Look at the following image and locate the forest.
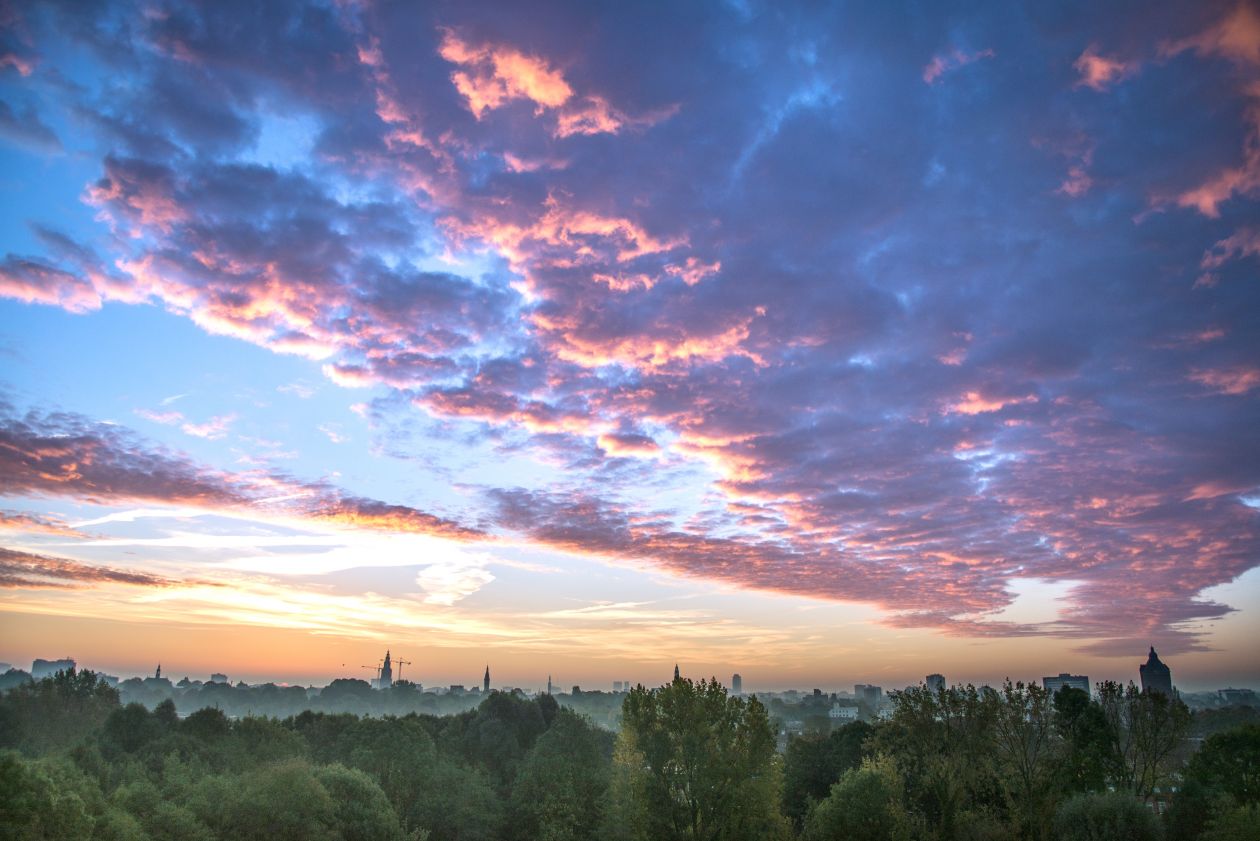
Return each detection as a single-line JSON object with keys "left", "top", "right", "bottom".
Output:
{"left": 1, "top": 669, "right": 1257, "bottom": 841}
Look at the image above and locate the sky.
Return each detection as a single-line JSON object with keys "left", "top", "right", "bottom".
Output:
{"left": 0, "top": 0, "right": 1257, "bottom": 693}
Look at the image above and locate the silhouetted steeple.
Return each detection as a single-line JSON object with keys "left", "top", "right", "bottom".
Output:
{"left": 484, "top": 665, "right": 490, "bottom": 693}
{"left": 674, "top": 663, "right": 680, "bottom": 681}
{"left": 380, "top": 650, "right": 393, "bottom": 688}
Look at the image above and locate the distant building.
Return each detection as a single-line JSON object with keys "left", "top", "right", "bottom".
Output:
{"left": 449, "top": 685, "right": 465, "bottom": 695}
{"left": 571, "top": 685, "right": 581, "bottom": 695}
{"left": 379, "top": 651, "right": 393, "bottom": 689}
{"left": 210, "top": 673, "right": 228, "bottom": 684}
{"left": 674, "top": 663, "right": 680, "bottom": 681}
{"left": 155, "top": 664, "right": 161, "bottom": 680}
{"left": 1043, "top": 673, "right": 1090, "bottom": 697}
{"left": 732, "top": 673, "right": 743, "bottom": 695}
{"left": 31, "top": 658, "right": 75, "bottom": 678}
{"left": 613, "top": 681, "right": 623, "bottom": 692}
{"left": 1140, "top": 648, "right": 1173, "bottom": 696}
{"left": 926, "top": 674, "right": 946, "bottom": 692}
{"left": 1218, "top": 688, "right": 1257, "bottom": 705}
{"left": 829, "top": 703, "right": 859, "bottom": 721}
{"left": 547, "top": 675, "right": 553, "bottom": 695}
{"left": 855, "top": 684, "right": 883, "bottom": 707}
{"left": 483, "top": 665, "right": 490, "bottom": 693}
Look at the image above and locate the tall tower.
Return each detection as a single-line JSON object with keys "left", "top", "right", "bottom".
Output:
{"left": 732, "top": 673, "right": 743, "bottom": 695}
{"left": 926, "top": 674, "right": 945, "bottom": 692}
{"left": 547, "top": 675, "right": 552, "bottom": 695}
{"left": 674, "top": 663, "right": 680, "bottom": 681}
{"left": 380, "top": 650, "right": 393, "bottom": 689}
{"left": 1140, "top": 647, "right": 1173, "bottom": 696}
{"left": 155, "top": 664, "right": 161, "bottom": 680}
{"left": 484, "top": 665, "right": 490, "bottom": 693}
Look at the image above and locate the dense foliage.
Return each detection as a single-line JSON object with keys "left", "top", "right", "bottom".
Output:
{"left": 1, "top": 669, "right": 1256, "bottom": 841}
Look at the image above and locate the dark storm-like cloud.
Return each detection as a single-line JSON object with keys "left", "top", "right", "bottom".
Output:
{"left": 2, "top": 0, "right": 1259, "bottom": 653}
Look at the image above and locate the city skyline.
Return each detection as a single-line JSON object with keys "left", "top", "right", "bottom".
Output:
{"left": 2, "top": 1, "right": 1259, "bottom": 690}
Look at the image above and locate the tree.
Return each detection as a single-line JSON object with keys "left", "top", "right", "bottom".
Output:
{"left": 1185, "top": 724, "right": 1260, "bottom": 806}
{"left": 801, "top": 755, "right": 913, "bottom": 841}
{"left": 0, "top": 668, "right": 119, "bottom": 755}
{"left": 0, "top": 751, "right": 94, "bottom": 839}
{"left": 990, "top": 681, "right": 1058, "bottom": 838}
{"left": 1095, "top": 681, "right": 1191, "bottom": 799}
{"left": 873, "top": 684, "right": 1004, "bottom": 838}
{"left": 1200, "top": 804, "right": 1260, "bottom": 841}
{"left": 509, "top": 709, "right": 612, "bottom": 841}
{"left": 610, "top": 677, "right": 790, "bottom": 841}
{"left": 1052, "top": 686, "right": 1110, "bottom": 794}
{"left": 315, "top": 763, "right": 406, "bottom": 841}
{"left": 1051, "top": 791, "right": 1160, "bottom": 841}
{"left": 781, "top": 721, "right": 872, "bottom": 828}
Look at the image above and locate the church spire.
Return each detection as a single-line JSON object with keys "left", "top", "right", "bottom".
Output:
{"left": 484, "top": 665, "right": 490, "bottom": 693}
{"left": 674, "top": 663, "right": 680, "bottom": 681}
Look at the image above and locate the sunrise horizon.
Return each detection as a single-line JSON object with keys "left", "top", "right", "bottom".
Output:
{"left": 3, "top": 0, "right": 1259, "bottom": 702}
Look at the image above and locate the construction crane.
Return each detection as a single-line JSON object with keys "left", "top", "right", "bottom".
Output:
{"left": 394, "top": 658, "right": 413, "bottom": 682}
{"left": 359, "top": 662, "right": 382, "bottom": 681}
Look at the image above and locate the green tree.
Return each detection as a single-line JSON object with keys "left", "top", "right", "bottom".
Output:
{"left": 315, "top": 763, "right": 406, "bottom": 841}
{"left": 1185, "top": 724, "right": 1260, "bottom": 806}
{"left": 1095, "top": 681, "right": 1190, "bottom": 799}
{"left": 0, "top": 669, "right": 119, "bottom": 756}
{"left": 509, "top": 709, "right": 612, "bottom": 841}
{"left": 781, "top": 721, "right": 872, "bottom": 828}
{"left": 1052, "top": 686, "right": 1110, "bottom": 794}
{"left": 609, "top": 677, "right": 790, "bottom": 841}
{"left": 801, "top": 754, "right": 913, "bottom": 841}
{"left": 210, "top": 758, "right": 337, "bottom": 841}
{"left": 873, "top": 684, "right": 1005, "bottom": 839}
{"left": 0, "top": 751, "right": 95, "bottom": 840}
{"left": 1200, "top": 804, "right": 1260, "bottom": 841}
{"left": 1051, "top": 791, "right": 1160, "bottom": 841}
{"left": 990, "top": 681, "right": 1059, "bottom": 838}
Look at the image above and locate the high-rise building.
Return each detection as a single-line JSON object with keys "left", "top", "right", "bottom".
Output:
{"left": 855, "top": 684, "right": 883, "bottom": 707}
{"left": 1139, "top": 647, "right": 1173, "bottom": 696}
{"left": 732, "top": 673, "right": 743, "bottom": 695}
{"left": 379, "top": 650, "right": 393, "bottom": 689}
{"left": 926, "top": 674, "right": 946, "bottom": 692}
{"left": 483, "top": 665, "right": 491, "bottom": 693}
{"left": 1043, "top": 673, "right": 1089, "bottom": 697}
{"left": 31, "top": 658, "right": 76, "bottom": 679}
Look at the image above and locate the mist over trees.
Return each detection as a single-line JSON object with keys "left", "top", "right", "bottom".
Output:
{"left": 1, "top": 669, "right": 1257, "bottom": 841}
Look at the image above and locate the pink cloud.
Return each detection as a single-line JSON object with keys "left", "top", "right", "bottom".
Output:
{"left": 1162, "top": 3, "right": 1260, "bottom": 68}
{"left": 181, "top": 413, "right": 236, "bottom": 440}
{"left": 1073, "top": 45, "right": 1139, "bottom": 91}
{"left": 0, "top": 511, "right": 85, "bottom": 538}
{"left": 0, "top": 547, "right": 196, "bottom": 590}
{"left": 0, "top": 256, "right": 103, "bottom": 312}
{"left": 0, "top": 408, "right": 481, "bottom": 542}
{"left": 923, "top": 48, "right": 995, "bottom": 84}
{"left": 1198, "top": 225, "right": 1260, "bottom": 285}
{"left": 135, "top": 408, "right": 184, "bottom": 425}
{"left": 947, "top": 390, "right": 1038, "bottom": 415}
{"left": 439, "top": 30, "right": 573, "bottom": 118}
{"left": 665, "top": 257, "right": 721, "bottom": 286}
{"left": 597, "top": 432, "right": 661, "bottom": 458}
{"left": 0, "top": 53, "right": 34, "bottom": 76}
{"left": 1057, "top": 164, "right": 1094, "bottom": 197}
{"left": 1189, "top": 366, "right": 1260, "bottom": 395}
{"left": 1160, "top": 7, "right": 1260, "bottom": 217}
